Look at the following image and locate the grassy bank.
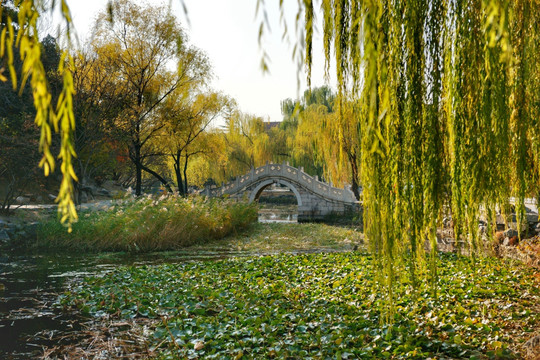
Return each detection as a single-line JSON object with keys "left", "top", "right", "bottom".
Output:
{"left": 36, "top": 196, "right": 258, "bottom": 252}
{"left": 58, "top": 252, "right": 540, "bottom": 359}
{"left": 196, "top": 221, "right": 363, "bottom": 254}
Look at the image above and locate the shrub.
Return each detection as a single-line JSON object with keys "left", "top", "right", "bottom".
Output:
{"left": 36, "top": 195, "right": 258, "bottom": 252}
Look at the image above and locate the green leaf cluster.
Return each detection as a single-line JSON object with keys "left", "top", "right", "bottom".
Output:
{"left": 60, "top": 252, "right": 540, "bottom": 359}
{"left": 285, "top": 0, "right": 540, "bottom": 308}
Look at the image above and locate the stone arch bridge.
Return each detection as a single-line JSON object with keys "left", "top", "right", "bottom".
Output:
{"left": 203, "top": 163, "right": 360, "bottom": 222}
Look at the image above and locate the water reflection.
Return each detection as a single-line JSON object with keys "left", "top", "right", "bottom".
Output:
{"left": 257, "top": 185, "right": 298, "bottom": 223}
{"left": 258, "top": 205, "right": 298, "bottom": 223}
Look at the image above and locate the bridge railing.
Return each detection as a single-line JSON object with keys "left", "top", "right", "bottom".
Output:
{"left": 204, "top": 162, "right": 358, "bottom": 203}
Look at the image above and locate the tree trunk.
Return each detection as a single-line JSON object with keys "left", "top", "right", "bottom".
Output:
{"left": 173, "top": 151, "right": 185, "bottom": 195}
{"left": 348, "top": 152, "right": 361, "bottom": 200}
{"left": 174, "top": 162, "right": 184, "bottom": 195}
{"left": 183, "top": 154, "right": 189, "bottom": 196}
{"left": 134, "top": 144, "right": 142, "bottom": 196}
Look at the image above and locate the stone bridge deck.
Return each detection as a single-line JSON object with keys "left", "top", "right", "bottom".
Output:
{"left": 203, "top": 163, "right": 360, "bottom": 221}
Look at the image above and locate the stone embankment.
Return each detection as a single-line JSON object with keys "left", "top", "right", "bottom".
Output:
{"left": 0, "top": 218, "right": 42, "bottom": 250}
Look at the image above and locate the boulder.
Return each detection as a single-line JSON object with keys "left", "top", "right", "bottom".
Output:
{"left": 97, "top": 188, "right": 111, "bottom": 197}
{"left": 15, "top": 196, "right": 30, "bottom": 205}
{"left": 503, "top": 228, "right": 519, "bottom": 238}
{"left": 80, "top": 185, "right": 95, "bottom": 196}
{"left": 25, "top": 222, "right": 39, "bottom": 238}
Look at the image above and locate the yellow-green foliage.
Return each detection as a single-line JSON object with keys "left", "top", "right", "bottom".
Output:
{"left": 1, "top": 1, "right": 78, "bottom": 229}
{"left": 36, "top": 195, "right": 258, "bottom": 252}
{"left": 277, "top": 87, "right": 361, "bottom": 193}
{"left": 279, "top": 0, "right": 540, "bottom": 310}
{"left": 223, "top": 111, "right": 272, "bottom": 176}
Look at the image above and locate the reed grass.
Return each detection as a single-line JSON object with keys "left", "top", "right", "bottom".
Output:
{"left": 36, "top": 195, "right": 258, "bottom": 252}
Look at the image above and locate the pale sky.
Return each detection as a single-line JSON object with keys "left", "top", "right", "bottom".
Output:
{"left": 49, "top": 0, "right": 335, "bottom": 124}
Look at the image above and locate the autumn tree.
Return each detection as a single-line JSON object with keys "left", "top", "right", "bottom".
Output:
{"left": 69, "top": 46, "right": 132, "bottom": 198}
{"left": 266, "top": 124, "right": 290, "bottom": 164}
{"left": 91, "top": 0, "right": 209, "bottom": 195}
{"left": 224, "top": 111, "right": 272, "bottom": 175}
{"left": 277, "top": 87, "right": 361, "bottom": 198}
{"left": 291, "top": 101, "right": 326, "bottom": 175}
{"left": 159, "top": 91, "right": 232, "bottom": 195}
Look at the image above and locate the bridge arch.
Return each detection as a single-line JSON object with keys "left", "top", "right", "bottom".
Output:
{"left": 248, "top": 178, "right": 303, "bottom": 206}
{"left": 203, "top": 162, "right": 359, "bottom": 221}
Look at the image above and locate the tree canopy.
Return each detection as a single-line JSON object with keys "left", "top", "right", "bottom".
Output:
{"left": 285, "top": 0, "right": 539, "bottom": 307}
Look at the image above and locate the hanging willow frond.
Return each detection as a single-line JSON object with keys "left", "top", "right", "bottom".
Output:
{"left": 1, "top": 0, "right": 78, "bottom": 229}
{"left": 304, "top": 0, "right": 313, "bottom": 87}
{"left": 283, "top": 0, "right": 539, "bottom": 315}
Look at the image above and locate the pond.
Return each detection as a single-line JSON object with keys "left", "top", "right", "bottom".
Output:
{"left": 258, "top": 204, "right": 297, "bottom": 223}
{"left": 0, "top": 202, "right": 309, "bottom": 358}
{"left": 0, "top": 211, "right": 317, "bottom": 359}
{"left": 257, "top": 185, "right": 298, "bottom": 223}
{"left": 0, "top": 247, "right": 271, "bottom": 358}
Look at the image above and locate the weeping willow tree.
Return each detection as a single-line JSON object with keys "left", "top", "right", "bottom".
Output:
{"left": 1, "top": 0, "right": 78, "bottom": 229}
{"left": 275, "top": 0, "right": 540, "bottom": 310}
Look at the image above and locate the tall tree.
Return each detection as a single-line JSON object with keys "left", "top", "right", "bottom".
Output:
{"left": 70, "top": 46, "right": 130, "bottom": 197}
{"left": 278, "top": 0, "right": 540, "bottom": 307}
{"left": 160, "top": 91, "right": 231, "bottom": 195}
{"left": 92, "top": 0, "right": 209, "bottom": 195}
{"left": 277, "top": 86, "right": 361, "bottom": 197}
{"left": 224, "top": 112, "right": 271, "bottom": 175}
